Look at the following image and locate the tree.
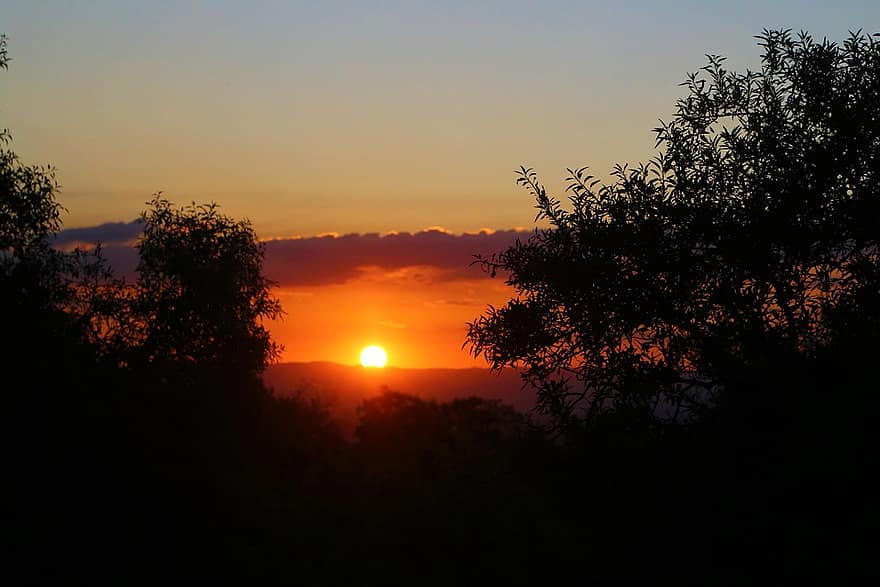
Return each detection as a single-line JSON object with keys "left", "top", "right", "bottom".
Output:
{"left": 131, "top": 195, "right": 283, "bottom": 381}
{"left": 467, "top": 30, "right": 880, "bottom": 430}
{"left": 1, "top": 34, "right": 111, "bottom": 378}
{"left": 2, "top": 35, "right": 282, "bottom": 386}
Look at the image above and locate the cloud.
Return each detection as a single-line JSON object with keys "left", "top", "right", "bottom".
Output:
{"left": 263, "top": 229, "right": 527, "bottom": 286}
{"left": 424, "top": 298, "right": 482, "bottom": 308}
{"left": 53, "top": 220, "right": 142, "bottom": 249}
{"left": 53, "top": 222, "right": 529, "bottom": 286}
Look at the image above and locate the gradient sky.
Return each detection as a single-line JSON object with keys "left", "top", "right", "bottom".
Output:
{"left": 4, "top": 1, "right": 878, "bottom": 367}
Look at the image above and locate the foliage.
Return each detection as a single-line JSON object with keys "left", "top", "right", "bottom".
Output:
{"left": 132, "top": 195, "right": 283, "bottom": 379}
{"left": 2, "top": 36, "right": 282, "bottom": 385}
{"left": 1, "top": 42, "right": 110, "bottom": 371}
{"left": 356, "top": 390, "right": 527, "bottom": 460}
{"left": 467, "top": 30, "right": 880, "bottom": 429}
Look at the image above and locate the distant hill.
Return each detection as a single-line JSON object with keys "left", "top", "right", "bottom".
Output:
{"left": 262, "top": 362, "right": 534, "bottom": 432}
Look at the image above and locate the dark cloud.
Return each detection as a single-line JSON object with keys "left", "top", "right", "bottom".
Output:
{"left": 53, "top": 220, "right": 143, "bottom": 248}
{"left": 53, "top": 224, "right": 529, "bottom": 286}
{"left": 262, "top": 229, "right": 526, "bottom": 286}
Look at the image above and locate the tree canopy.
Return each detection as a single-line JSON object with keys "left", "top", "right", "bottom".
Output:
{"left": 1, "top": 35, "right": 111, "bottom": 377}
{"left": 2, "top": 35, "right": 281, "bottom": 386}
{"left": 467, "top": 30, "right": 880, "bottom": 430}
{"left": 131, "top": 196, "right": 283, "bottom": 380}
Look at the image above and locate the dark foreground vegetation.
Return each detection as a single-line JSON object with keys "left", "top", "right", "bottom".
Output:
{"left": 5, "top": 31, "right": 878, "bottom": 583}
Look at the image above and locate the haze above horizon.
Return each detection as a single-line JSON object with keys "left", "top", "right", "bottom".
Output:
{"left": 4, "top": 1, "right": 876, "bottom": 237}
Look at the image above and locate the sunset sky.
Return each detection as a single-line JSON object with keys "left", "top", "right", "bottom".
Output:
{"left": 4, "top": 1, "right": 878, "bottom": 367}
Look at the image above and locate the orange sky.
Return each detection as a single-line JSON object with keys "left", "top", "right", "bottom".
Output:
{"left": 269, "top": 265, "right": 514, "bottom": 368}
{"left": 255, "top": 228, "right": 529, "bottom": 367}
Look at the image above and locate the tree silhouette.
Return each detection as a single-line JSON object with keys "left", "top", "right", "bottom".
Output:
{"left": 2, "top": 37, "right": 281, "bottom": 390}
{"left": 130, "top": 195, "right": 283, "bottom": 381}
{"left": 1, "top": 35, "right": 110, "bottom": 379}
{"left": 467, "top": 30, "right": 880, "bottom": 430}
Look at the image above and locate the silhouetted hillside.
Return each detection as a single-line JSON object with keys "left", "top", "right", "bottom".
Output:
{"left": 263, "top": 362, "right": 533, "bottom": 432}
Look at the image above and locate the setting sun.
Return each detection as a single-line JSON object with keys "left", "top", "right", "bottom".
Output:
{"left": 360, "top": 345, "right": 388, "bottom": 368}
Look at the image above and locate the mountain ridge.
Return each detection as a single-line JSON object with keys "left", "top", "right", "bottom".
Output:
{"left": 262, "top": 361, "right": 534, "bottom": 431}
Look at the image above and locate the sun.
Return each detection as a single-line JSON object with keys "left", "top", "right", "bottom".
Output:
{"left": 360, "top": 345, "right": 388, "bottom": 368}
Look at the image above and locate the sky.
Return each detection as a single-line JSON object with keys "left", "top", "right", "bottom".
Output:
{"left": 4, "top": 1, "right": 878, "bottom": 367}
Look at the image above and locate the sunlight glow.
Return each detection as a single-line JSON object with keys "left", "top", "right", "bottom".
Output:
{"left": 360, "top": 345, "right": 388, "bottom": 368}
